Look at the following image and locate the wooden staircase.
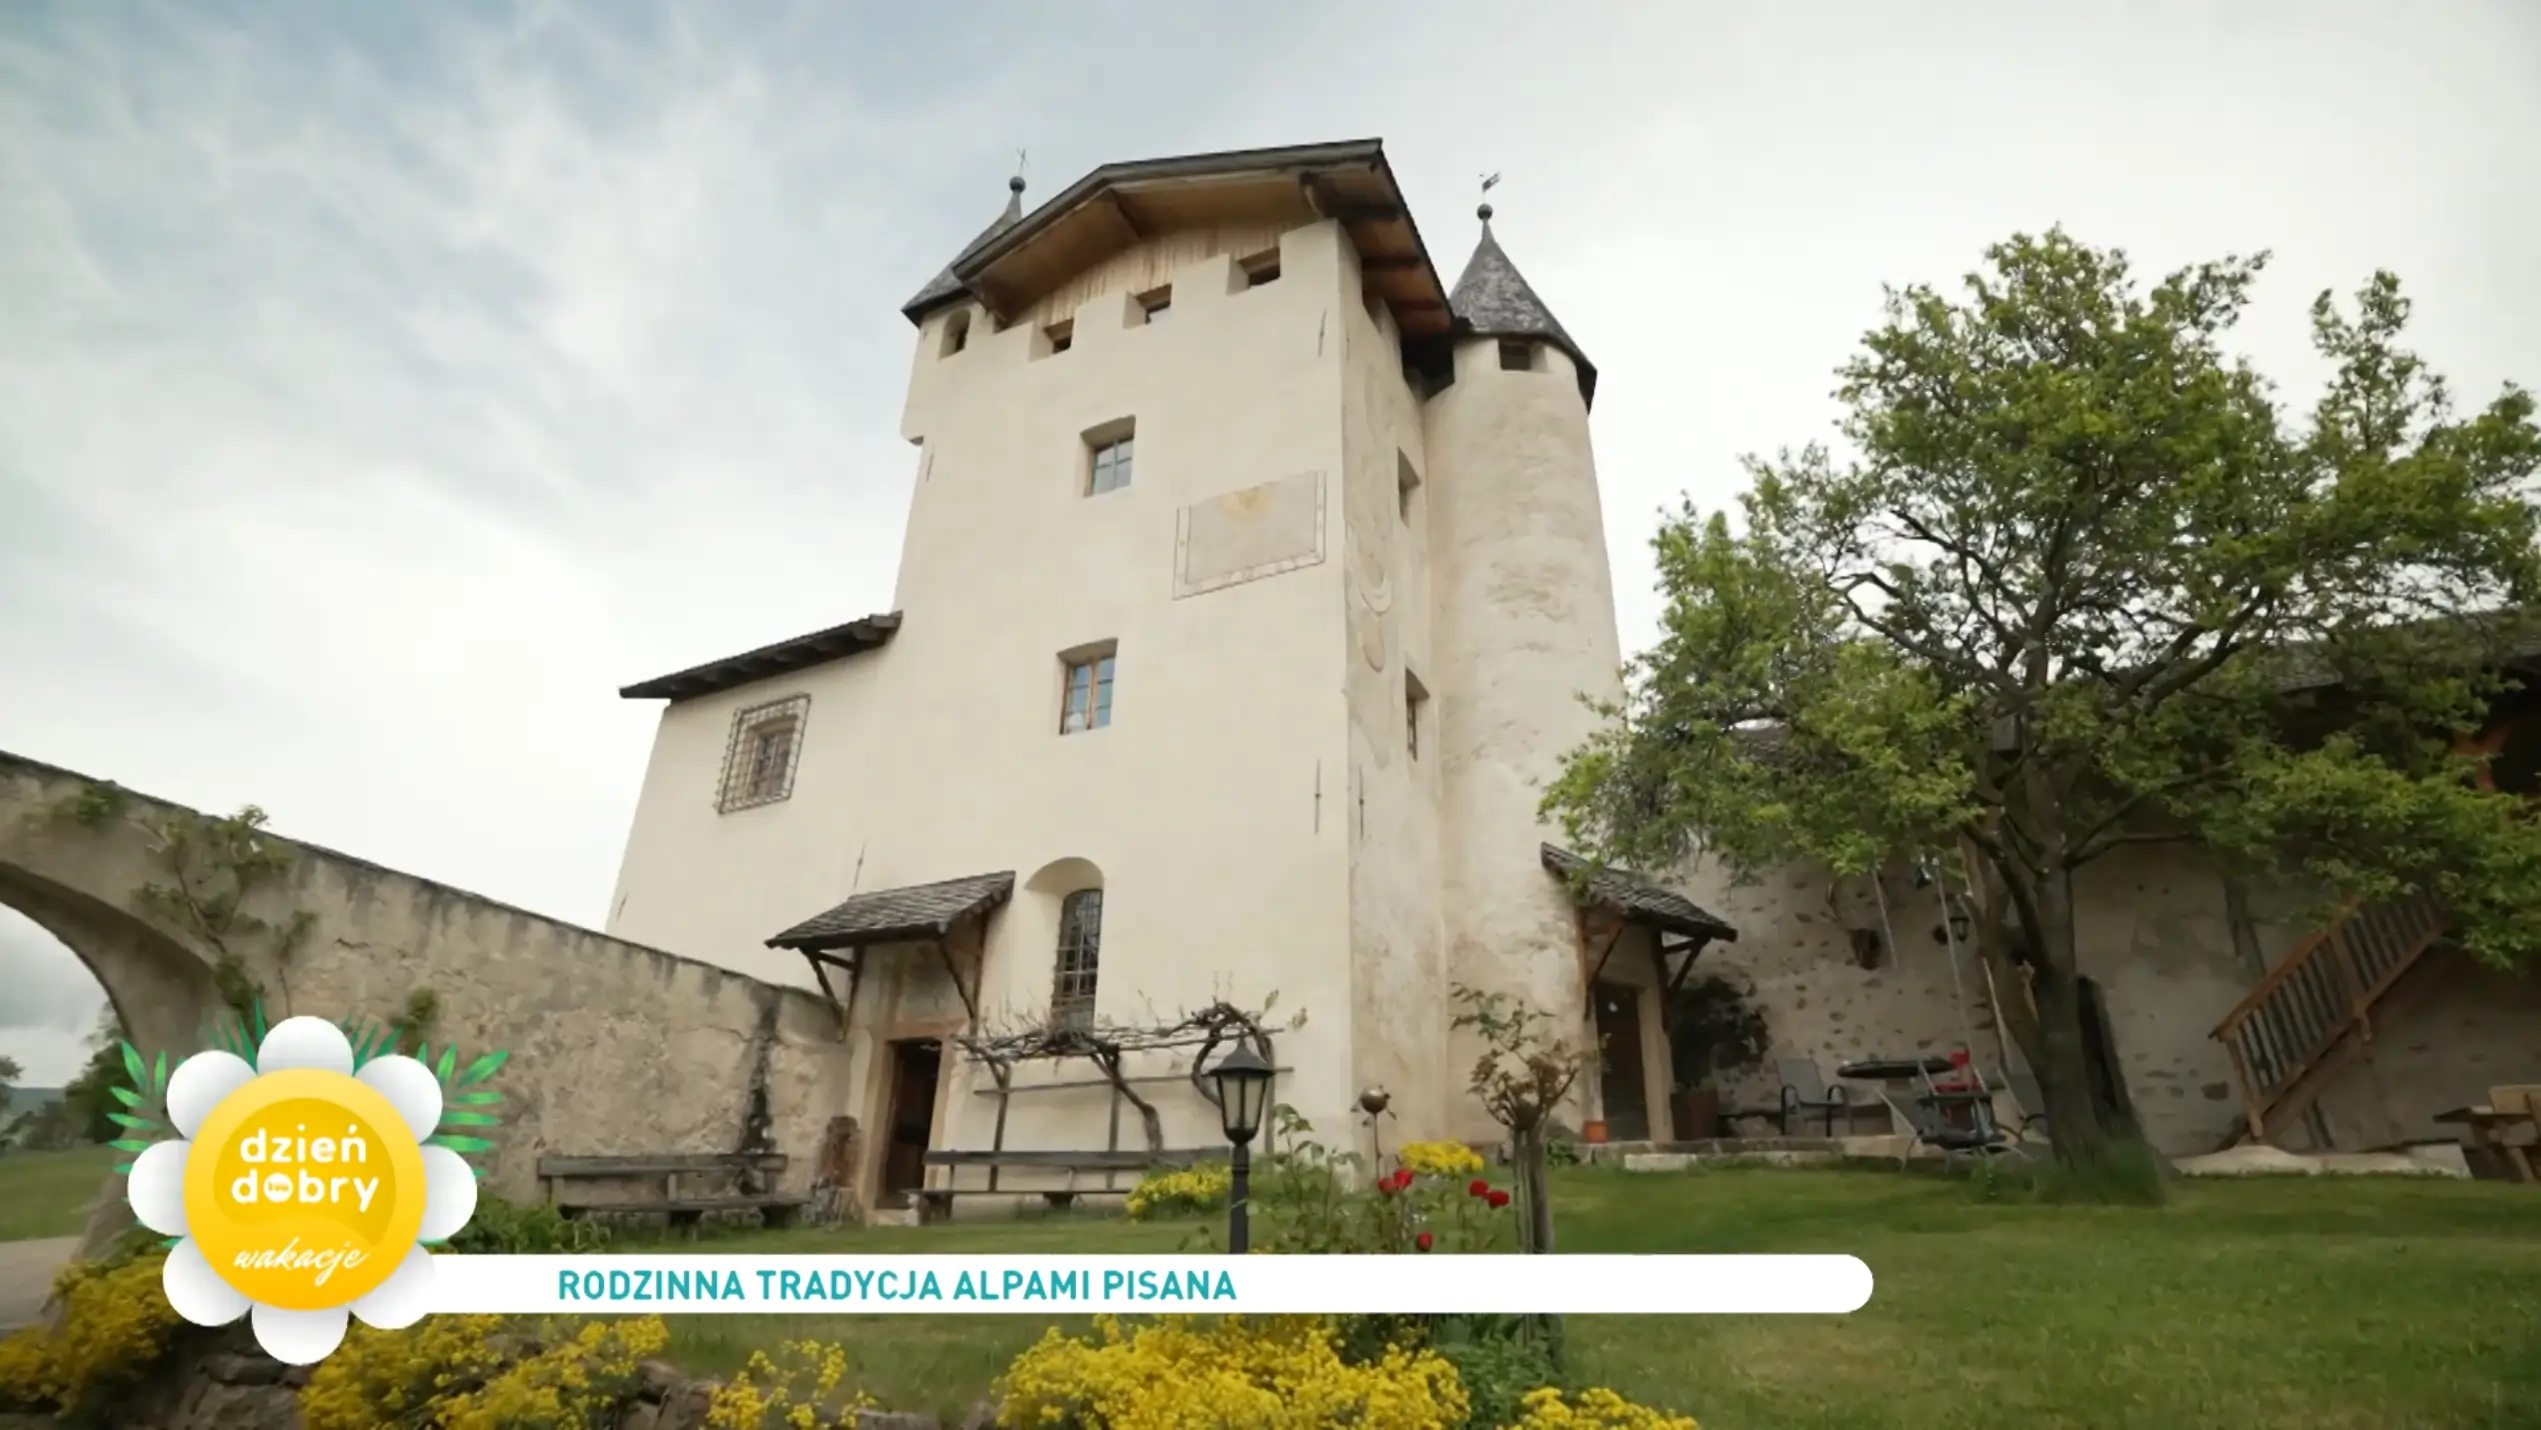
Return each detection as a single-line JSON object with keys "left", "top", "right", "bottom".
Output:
{"left": 2210, "top": 890, "right": 2450, "bottom": 1147}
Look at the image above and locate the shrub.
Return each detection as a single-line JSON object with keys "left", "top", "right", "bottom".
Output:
{"left": 299, "top": 1314, "right": 666, "bottom": 1430}
{"left": 0, "top": 1245, "right": 184, "bottom": 1419}
{"left": 1431, "top": 1329, "right": 1562, "bottom": 1430}
{"left": 704, "top": 1338, "right": 869, "bottom": 1428}
{"left": 1397, "top": 1140, "right": 1485, "bottom": 1179}
{"left": 444, "top": 1190, "right": 612, "bottom": 1253}
{"left": 1215, "top": 1108, "right": 1517, "bottom": 1257}
{"left": 1508, "top": 1386, "right": 1700, "bottom": 1428}
{"left": 1125, "top": 1163, "right": 1232, "bottom": 1222}
{"left": 997, "top": 1315, "right": 1467, "bottom": 1428}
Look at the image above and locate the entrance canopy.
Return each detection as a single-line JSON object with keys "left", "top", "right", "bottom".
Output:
{"left": 1541, "top": 844, "right": 1739, "bottom": 1013}
{"left": 766, "top": 870, "right": 1015, "bottom": 1032}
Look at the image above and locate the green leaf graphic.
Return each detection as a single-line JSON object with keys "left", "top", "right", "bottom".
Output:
{"left": 457, "top": 1051, "right": 509, "bottom": 1086}
{"left": 108, "top": 1112, "right": 158, "bottom": 1132}
{"left": 153, "top": 1050, "right": 168, "bottom": 1093}
{"left": 119, "top": 1041, "right": 146, "bottom": 1087}
{"left": 454, "top": 1089, "right": 504, "bottom": 1106}
{"left": 110, "top": 1087, "right": 142, "bottom": 1108}
{"left": 441, "top": 1110, "right": 500, "bottom": 1127}
{"left": 109, "top": 1139, "right": 154, "bottom": 1154}
{"left": 427, "top": 1134, "right": 494, "bottom": 1153}
{"left": 434, "top": 1046, "right": 457, "bottom": 1081}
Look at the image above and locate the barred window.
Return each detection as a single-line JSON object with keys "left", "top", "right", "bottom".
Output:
{"left": 717, "top": 695, "right": 809, "bottom": 812}
{"left": 1051, "top": 889, "right": 1102, "bottom": 1030}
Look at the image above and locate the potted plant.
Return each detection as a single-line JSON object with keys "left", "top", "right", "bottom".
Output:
{"left": 1665, "top": 975, "right": 1770, "bottom": 1141}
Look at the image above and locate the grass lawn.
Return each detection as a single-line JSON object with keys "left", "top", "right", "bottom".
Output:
{"left": 637, "top": 1167, "right": 2541, "bottom": 1430}
{"left": 0, "top": 1145, "right": 116, "bottom": 1242}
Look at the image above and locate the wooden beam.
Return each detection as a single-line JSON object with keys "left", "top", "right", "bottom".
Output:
{"left": 1297, "top": 174, "right": 1333, "bottom": 219}
{"left": 1578, "top": 911, "right": 1629, "bottom": 1016}
{"left": 1326, "top": 201, "right": 1404, "bottom": 223}
{"left": 1359, "top": 255, "right": 1425, "bottom": 273}
{"left": 1661, "top": 934, "right": 1712, "bottom": 998}
{"left": 1096, "top": 191, "right": 1142, "bottom": 242}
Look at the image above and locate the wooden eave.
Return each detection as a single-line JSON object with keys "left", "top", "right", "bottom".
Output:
{"left": 919, "top": 139, "right": 1454, "bottom": 341}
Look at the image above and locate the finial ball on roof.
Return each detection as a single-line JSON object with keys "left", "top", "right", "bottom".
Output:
{"left": 1476, "top": 202, "right": 1494, "bottom": 223}
{"left": 1009, "top": 175, "right": 1027, "bottom": 194}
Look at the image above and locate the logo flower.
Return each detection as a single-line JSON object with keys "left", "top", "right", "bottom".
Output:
{"left": 120, "top": 1015, "right": 489, "bottom": 1364}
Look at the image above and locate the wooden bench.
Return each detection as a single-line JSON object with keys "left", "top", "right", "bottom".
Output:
{"left": 539, "top": 1152, "right": 809, "bottom": 1228}
{"left": 915, "top": 1148, "right": 1219, "bottom": 1217}
{"left": 2438, "top": 1087, "right": 2540, "bottom": 1185}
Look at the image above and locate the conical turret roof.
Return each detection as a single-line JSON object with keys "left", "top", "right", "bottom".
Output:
{"left": 902, "top": 176, "right": 1028, "bottom": 319}
{"left": 1449, "top": 207, "right": 1596, "bottom": 406}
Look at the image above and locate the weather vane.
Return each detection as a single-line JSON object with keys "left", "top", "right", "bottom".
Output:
{"left": 1478, "top": 172, "right": 1501, "bottom": 221}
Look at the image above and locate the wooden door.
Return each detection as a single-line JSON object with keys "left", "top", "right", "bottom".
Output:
{"left": 1594, "top": 983, "right": 1652, "bottom": 1141}
{"left": 881, "top": 1039, "right": 941, "bottom": 1203}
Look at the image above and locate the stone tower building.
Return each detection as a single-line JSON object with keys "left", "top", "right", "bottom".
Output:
{"left": 606, "top": 140, "right": 1734, "bottom": 1213}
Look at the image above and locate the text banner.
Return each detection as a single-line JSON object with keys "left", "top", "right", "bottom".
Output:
{"left": 431, "top": 1254, "right": 1872, "bottom": 1315}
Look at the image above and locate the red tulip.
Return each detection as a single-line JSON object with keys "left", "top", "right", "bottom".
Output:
{"left": 1390, "top": 1169, "right": 1414, "bottom": 1192}
{"left": 1486, "top": 1189, "right": 1511, "bottom": 1209}
{"left": 1416, "top": 1231, "right": 1435, "bottom": 1251}
{"left": 1467, "top": 1179, "right": 1490, "bottom": 1198}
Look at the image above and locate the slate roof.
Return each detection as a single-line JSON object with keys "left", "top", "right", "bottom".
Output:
{"left": 903, "top": 178, "right": 1028, "bottom": 318}
{"left": 619, "top": 613, "right": 902, "bottom": 703}
{"left": 766, "top": 871, "right": 1017, "bottom": 954}
{"left": 1541, "top": 845, "right": 1737, "bottom": 942}
{"left": 1450, "top": 215, "right": 1598, "bottom": 407}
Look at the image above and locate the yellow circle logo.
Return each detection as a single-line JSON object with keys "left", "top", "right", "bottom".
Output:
{"left": 179, "top": 1068, "right": 427, "bottom": 1312}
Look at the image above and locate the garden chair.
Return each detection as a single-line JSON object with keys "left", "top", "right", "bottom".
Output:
{"left": 1776, "top": 1057, "right": 1855, "bottom": 1136}
{"left": 1895, "top": 1062, "right": 2016, "bottom": 1170}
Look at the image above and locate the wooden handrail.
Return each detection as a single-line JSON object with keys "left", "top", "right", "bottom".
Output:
{"left": 2210, "top": 898, "right": 2360, "bottom": 1042}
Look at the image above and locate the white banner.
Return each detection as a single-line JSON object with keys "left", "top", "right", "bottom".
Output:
{"left": 429, "top": 1254, "right": 1872, "bottom": 1315}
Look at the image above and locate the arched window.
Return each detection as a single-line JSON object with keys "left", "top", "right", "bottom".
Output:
{"left": 1051, "top": 890, "right": 1102, "bottom": 1030}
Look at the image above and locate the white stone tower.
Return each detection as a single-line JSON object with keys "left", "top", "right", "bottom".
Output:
{"left": 606, "top": 143, "right": 1702, "bottom": 1210}
{"left": 1424, "top": 202, "right": 1630, "bottom": 1138}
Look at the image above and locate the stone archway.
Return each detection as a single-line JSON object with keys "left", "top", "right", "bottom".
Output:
{"left": 0, "top": 765, "right": 236, "bottom": 1271}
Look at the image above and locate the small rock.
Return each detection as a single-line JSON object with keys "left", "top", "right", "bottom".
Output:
{"left": 617, "top": 1402, "right": 664, "bottom": 1430}
{"left": 201, "top": 1352, "right": 289, "bottom": 1386}
{"left": 654, "top": 1380, "right": 718, "bottom": 1430}
{"left": 857, "top": 1412, "right": 941, "bottom": 1430}
{"left": 638, "top": 1359, "right": 687, "bottom": 1398}
{"left": 960, "top": 1399, "right": 1001, "bottom": 1430}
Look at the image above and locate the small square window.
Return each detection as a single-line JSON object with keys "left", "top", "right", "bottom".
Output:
{"left": 1498, "top": 338, "right": 1537, "bottom": 372}
{"left": 940, "top": 311, "right": 970, "bottom": 358}
{"left": 1043, "top": 320, "right": 1073, "bottom": 355}
{"left": 1397, "top": 451, "right": 1421, "bottom": 522}
{"left": 1405, "top": 669, "right": 1429, "bottom": 759}
{"left": 1061, "top": 651, "right": 1117, "bottom": 734}
{"left": 1239, "top": 250, "right": 1281, "bottom": 288}
{"left": 718, "top": 695, "right": 810, "bottom": 812}
{"left": 1137, "top": 287, "right": 1172, "bottom": 325}
{"left": 1088, "top": 433, "right": 1134, "bottom": 495}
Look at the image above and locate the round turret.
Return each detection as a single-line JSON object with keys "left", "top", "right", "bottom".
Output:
{"left": 1425, "top": 218, "right": 1624, "bottom": 1076}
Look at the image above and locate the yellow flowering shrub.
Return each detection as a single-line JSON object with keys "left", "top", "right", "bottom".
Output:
{"left": 1124, "top": 1162, "right": 1232, "bottom": 1221}
{"left": 996, "top": 1314, "right": 1468, "bottom": 1429}
{"left": 300, "top": 1313, "right": 666, "bottom": 1430}
{"left": 0, "top": 1246, "right": 184, "bottom": 1417}
{"left": 1507, "top": 1386, "right": 1699, "bottom": 1429}
{"left": 704, "top": 1337, "right": 870, "bottom": 1429}
{"left": 1397, "top": 1141, "right": 1485, "bottom": 1179}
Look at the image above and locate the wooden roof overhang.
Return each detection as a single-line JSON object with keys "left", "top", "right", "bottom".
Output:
{"left": 619, "top": 612, "right": 902, "bottom": 703}
{"left": 1542, "top": 845, "right": 1740, "bottom": 1015}
{"left": 767, "top": 871, "right": 1016, "bottom": 1035}
{"left": 903, "top": 139, "right": 1455, "bottom": 345}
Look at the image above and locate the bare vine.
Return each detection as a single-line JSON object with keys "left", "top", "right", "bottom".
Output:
{"left": 954, "top": 995, "right": 1301, "bottom": 1155}
{"left": 34, "top": 782, "right": 315, "bottom": 1022}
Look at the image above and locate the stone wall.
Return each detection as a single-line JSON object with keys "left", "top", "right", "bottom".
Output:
{"left": 1670, "top": 839, "right": 2541, "bottom": 1155}
{"left": 0, "top": 750, "right": 856, "bottom": 1217}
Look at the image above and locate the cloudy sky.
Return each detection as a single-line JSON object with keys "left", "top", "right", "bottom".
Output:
{"left": 2, "top": 0, "right": 2535, "bottom": 1085}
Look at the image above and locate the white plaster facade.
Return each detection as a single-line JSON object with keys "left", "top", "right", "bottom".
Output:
{"left": 604, "top": 143, "right": 1654, "bottom": 1210}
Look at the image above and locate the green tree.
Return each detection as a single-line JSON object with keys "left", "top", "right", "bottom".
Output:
{"left": 58, "top": 1006, "right": 126, "bottom": 1145}
{"left": 0, "top": 1052, "right": 20, "bottom": 1112}
{"left": 1545, "top": 230, "right": 2541, "bottom": 1175}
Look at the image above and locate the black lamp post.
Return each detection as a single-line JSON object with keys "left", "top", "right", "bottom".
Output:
{"left": 1207, "top": 1042, "right": 1275, "bottom": 1254}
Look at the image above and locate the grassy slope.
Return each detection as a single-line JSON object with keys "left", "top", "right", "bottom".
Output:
{"left": 637, "top": 1167, "right": 2541, "bottom": 1428}
{"left": 0, "top": 1144, "right": 114, "bottom": 1242}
